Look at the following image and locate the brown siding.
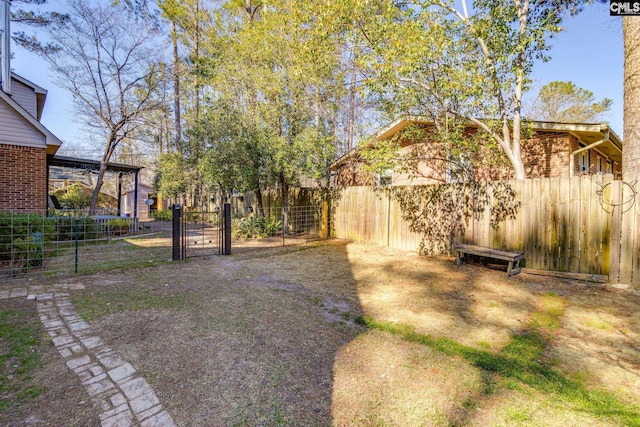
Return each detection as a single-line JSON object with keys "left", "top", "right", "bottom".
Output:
{"left": 0, "top": 144, "right": 48, "bottom": 211}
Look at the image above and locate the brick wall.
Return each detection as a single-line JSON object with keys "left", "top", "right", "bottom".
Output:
{"left": 0, "top": 144, "right": 47, "bottom": 211}
{"left": 521, "top": 131, "right": 574, "bottom": 178}
{"left": 334, "top": 129, "right": 618, "bottom": 186}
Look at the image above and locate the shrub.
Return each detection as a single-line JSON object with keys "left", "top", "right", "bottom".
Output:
{"left": 151, "top": 210, "right": 172, "bottom": 221}
{"left": 106, "top": 218, "right": 132, "bottom": 235}
{"left": 0, "top": 213, "right": 54, "bottom": 270}
{"left": 261, "top": 217, "right": 282, "bottom": 236}
{"left": 232, "top": 217, "right": 263, "bottom": 239}
{"left": 231, "top": 216, "right": 282, "bottom": 239}
{"left": 53, "top": 217, "right": 101, "bottom": 242}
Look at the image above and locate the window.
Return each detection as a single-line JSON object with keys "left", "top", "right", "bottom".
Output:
{"left": 577, "top": 150, "right": 589, "bottom": 174}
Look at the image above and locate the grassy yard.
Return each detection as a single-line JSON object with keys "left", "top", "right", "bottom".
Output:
{"left": 1, "top": 240, "right": 639, "bottom": 426}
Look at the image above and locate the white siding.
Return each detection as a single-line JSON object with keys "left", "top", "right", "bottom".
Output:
{"left": 10, "top": 80, "right": 37, "bottom": 118}
{"left": 0, "top": 99, "right": 46, "bottom": 147}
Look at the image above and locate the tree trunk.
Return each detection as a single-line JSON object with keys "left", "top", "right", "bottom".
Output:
{"left": 89, "top": 135, "right": 117, "bottom": 215}
{"left": 254, "top": 188, "right": 265, "bottom": 218}
{"left": 624, "top": 17, "right": 640, "bottom": 172}
{"left": 347, "top": 49, "right": 357, "bottom": 152}
{"left": 279, "top": 172, "right": 289, "bottom": 236}
{"left": 171, "top": 19, "right": 182, "bottom": 153}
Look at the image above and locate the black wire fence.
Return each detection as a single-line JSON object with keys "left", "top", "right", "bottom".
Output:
{"left": 0, "top": 209, "right": 172, "bottom": 279}
{"left": 0, "top": 202, "right": 330, "bottom": 279}
{"left": 231, "top": 205, "right": 328, "bottom": 246}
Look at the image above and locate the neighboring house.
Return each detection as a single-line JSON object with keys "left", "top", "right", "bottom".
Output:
{"left": 0, "top": 71, "right": 145, "bottom": 216}
{"left": 330, "top": 116, "right": 623, "bottom": 186}
{"left": 0, "top": 73, "right": 63, "bottom": 211}
{"left": 122, "top": 182, "right": 166, "bottom": 221}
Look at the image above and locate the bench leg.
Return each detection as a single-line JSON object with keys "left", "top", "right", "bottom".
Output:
{"left": 507, "top": 260, "right": 513, "bottom": 276}
{"left": 456, "top": 251, "right": 462, "bottom": 266}
{"left": 509, "top": 259, "right": 522, "bottom": 276}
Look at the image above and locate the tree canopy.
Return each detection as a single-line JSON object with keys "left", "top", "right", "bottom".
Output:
{"left": 529, "top": 81, "right": 612, "bottom": 123}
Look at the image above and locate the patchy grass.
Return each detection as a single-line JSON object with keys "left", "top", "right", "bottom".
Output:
{"left": 3, "top": 241, "right": 640, "bottom": 426}
{"left": 360, "top": 316, "right": 640, "bottom": 426}
{"left": 73, "top": 287, "right": 192, "bottom": 322}
{"left": 0, "top": 309, "right": 44, "bottom": 412}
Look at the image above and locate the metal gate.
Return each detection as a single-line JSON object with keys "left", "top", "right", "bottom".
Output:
{"left": 172, "top": 204, "right": 230, "bottom": 260}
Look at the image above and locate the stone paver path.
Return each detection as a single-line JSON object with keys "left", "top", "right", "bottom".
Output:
{"left": 3, "top": 285, "right": 177, "bottom": 427}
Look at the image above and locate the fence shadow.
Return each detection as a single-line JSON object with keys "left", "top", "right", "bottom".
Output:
{"left": 388, "top": 181, "right": 521, "bottom": 255}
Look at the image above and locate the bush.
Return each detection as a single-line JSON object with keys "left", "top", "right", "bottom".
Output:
{"left": 150, "top": 210, "right": 172, "bottom": 221}
{"left": 231, "top": 216, "right": 282, "bottom": 239}
{"left": 261, "top": 217, "right": 283, "bottom": 236}
{"left": 106, "top": 218, "right": 132, "bottom": 235}
{"left": 53, "top": 217, "right": 101, "bottom": 242}
{"left": 0, "top": 213, "right": 54, "bottom": 269}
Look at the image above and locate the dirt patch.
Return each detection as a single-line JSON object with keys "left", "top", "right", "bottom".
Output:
{"left": 1, "top": 240, "right": 639, "bottom": 426}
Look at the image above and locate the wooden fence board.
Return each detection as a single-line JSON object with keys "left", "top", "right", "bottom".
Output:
{"left": 600, "top": 174, "right": 613, "bottom": 276}
{"left": 541, "top": 178, "right": 550, "bottom": 271}
{"left": 331, "top": 175, "right": 640, "bottom": 282}
{"left": 619, "top": 173, "right": 635, "bottom": 282}
{"left": 631, "top": 172, "right": 640, "bottom": 284}
{"left": 609, "top": 179, "right": 622, "bottom": 283}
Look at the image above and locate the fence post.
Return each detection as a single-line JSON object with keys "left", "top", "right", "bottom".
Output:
{"left": 74, "top": 218, "right": 79, "bottom": 274}
{"left": 223, "top": 203, "right": 231, "bottom": 255}
{"left": 172, "top": 204, "right": 182, "bottom": 261}
{"left": 322, "top": 201, "right": 329, "bottom": 239}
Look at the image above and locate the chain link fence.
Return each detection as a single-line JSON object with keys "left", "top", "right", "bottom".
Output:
{"left": 0, "top": 209, "right": 172, "bottom": 279}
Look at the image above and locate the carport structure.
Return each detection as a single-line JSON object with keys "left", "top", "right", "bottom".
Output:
{"left": 47, "top": 155, "right": 143, "bottom": 219}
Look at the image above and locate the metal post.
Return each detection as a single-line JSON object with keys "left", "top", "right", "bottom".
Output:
{"left": 74, "top": 218, "right": 79, "bottom": 274}
{"left": 172, "top": 204, "right": 182, "bottom": 261}
{"left": 117, "top": 172, "right": 123, "bottom": 216}
{"left": 1, "top": 0, "right": 11, "bottom": 94}
{"left": 223, "top": 203, "right": 231, "bottom": 255}
{"left": 133, "top": 170, "right": 139, "bottom": 220}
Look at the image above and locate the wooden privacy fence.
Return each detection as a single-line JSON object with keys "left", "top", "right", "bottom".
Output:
{"left": 332, "top": 173, "right": 640, "bottom": 284}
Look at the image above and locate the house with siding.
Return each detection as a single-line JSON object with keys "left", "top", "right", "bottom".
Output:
{"left": 0, "top": 72, "right": 63, "bottom": 211}
{"left": 330, "top": 116, "right": 623, "bottom": 186}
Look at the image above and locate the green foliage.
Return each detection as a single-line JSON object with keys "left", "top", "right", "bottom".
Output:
{"left": 231, "top": 216, "right": 282, "bottom": 239}
{"left": 530, "top": 81, "right": 613, "bottom": 123}
{"left": 0, "top": 310, "right": 44, "bottom": 411}
{"left": 50, "top": 183, "right": 115, "bottom": 209}
{"left": 316, "top": 0, "right": 586, "bottom": 179}
{"left": 156, "top": 153, "right": 188, "bottom": 199}
{"left": 150, "top": 210, "right": 173, "bottom": 221}
{"left": 0, "top": 213, "right": 54, "bottom": 270}
{"left": 10, "top": 0, "right": 70, "bottom": 54}
{"left": 51, "top": 216, "right": 101, "bottom": 242}
{"left": 106, "top": 218, "right": 132, "bottom": 234}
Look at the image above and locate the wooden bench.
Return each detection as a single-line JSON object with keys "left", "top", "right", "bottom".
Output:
{"left": 453, "top": 244, "right": 524, "bottom": 276}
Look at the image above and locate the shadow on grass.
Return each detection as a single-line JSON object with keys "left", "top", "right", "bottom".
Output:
{"left": 361, "top": 316, "right": 640, "bottom": 426}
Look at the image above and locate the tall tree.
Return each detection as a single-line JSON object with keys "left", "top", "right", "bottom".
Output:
{"left": 320, "top": 0, "right": 584, "bottom": 179}
{"left": 43, "top": 0, "right": 163, "bottom": 214}
{"left": 624, "top": 18, "right": 640, "bottom": 172}
{"left": 10, "top": 0, "right": 69, "bottom": 54}
{"left": 195, "top": 0, "right": 340, "bottom": 207}
{"left": 529, "top": 81, "right": 612, "bottom": 123}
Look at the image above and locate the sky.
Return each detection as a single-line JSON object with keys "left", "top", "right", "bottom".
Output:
{"left": 9, "top": 2, "right": 624, "bottom": 157}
